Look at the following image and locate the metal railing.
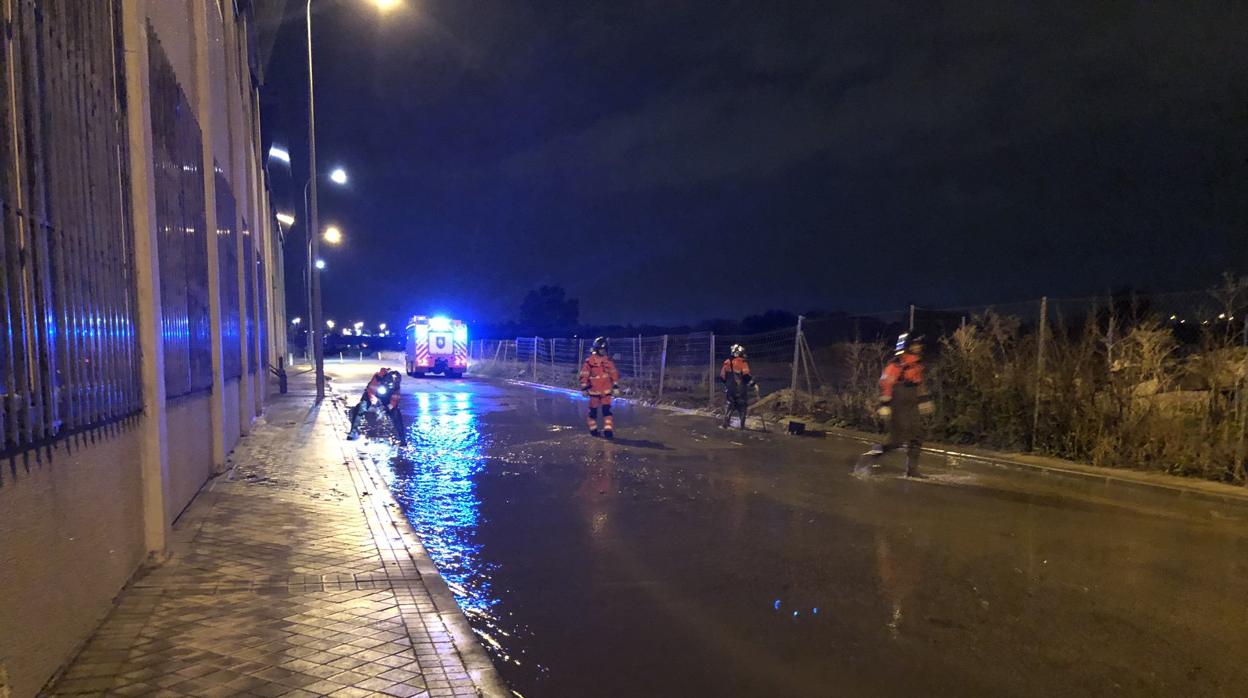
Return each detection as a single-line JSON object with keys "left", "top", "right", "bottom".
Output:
{"left": 0, "top": 0, "right": 143, "bottom": 456}
{"left": 216, "top": 167, "right": 242, "bottom": 379}
{"left": 149, "top": 25, "right": 212, "bottom": 398}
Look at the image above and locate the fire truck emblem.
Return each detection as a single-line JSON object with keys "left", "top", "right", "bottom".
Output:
{"left": 436, "top": 336, "right": 447, "bottom": 349}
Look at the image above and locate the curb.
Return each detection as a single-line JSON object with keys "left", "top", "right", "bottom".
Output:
{"left": 326, "top": 390, "right": 511, "bottom": 698}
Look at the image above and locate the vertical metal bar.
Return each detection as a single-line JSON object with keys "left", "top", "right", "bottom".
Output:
{"left": 531, "top": 336, "right": 537, "bottom": 380}
{"left": 657, "top": 334, "right": 668, "bottom": 402}
{"left": 73, "top": 0, "right": 105, "bottom": 428}
{"left": 635, "top": 335, "right": 641, "bottom": 388}
{"left": 908, "top": 304, "right": 916, "bottom": 332}
{"left": 790, "top": 315, "right": 804, "bottom": 410}
{"left": 708, "top": 332, "right": 715, "bottom": 409}
{"left": 16, "top": 0, "right": 51, "bottom": 444}
{"left": 1032, "top": 296, "right": 1047, "bottom": 450}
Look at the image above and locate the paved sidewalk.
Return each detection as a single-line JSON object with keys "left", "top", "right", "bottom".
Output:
{"left": 48, "top": 388, "right": 505, "bottom": 697}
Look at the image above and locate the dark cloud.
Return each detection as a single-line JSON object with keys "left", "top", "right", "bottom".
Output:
{"left": 263, "top": 0, "right": 1248, "bottom": 327}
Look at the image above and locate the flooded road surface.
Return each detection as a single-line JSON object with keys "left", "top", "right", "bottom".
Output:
{"left": 330, "top": 364, "right": 1248, "bottom": 697}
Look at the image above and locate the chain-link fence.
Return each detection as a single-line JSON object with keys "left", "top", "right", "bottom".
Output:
{"left": 468, "top": 284, "right": 1248, "bottom": 483}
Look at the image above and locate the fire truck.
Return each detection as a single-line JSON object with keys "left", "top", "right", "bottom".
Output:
{"left": 405, "top": 315, "right": 468, "bottom": 378}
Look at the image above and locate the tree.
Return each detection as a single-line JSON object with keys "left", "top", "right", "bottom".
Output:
{"left": 519, "top": 285, "right": 579, "bottom": 335}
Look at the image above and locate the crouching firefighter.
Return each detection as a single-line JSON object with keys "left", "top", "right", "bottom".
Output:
{"left": 579, "top": 337, "right": 621, "bottom": 438}
{"left": 347, "top": 367, "right": 406, "bottom": 444}
{"left": 720, "top": 344, "right": 754, "bottom": 429}
{"left": 863, "top": 333, "right": 933, "bottom": 477}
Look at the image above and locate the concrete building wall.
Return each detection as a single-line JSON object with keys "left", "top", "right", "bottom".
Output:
{"left": 225, "top": 379, "right": 243, "bottom": 453}
{"left": 0, "top": 431, "right": 146, "bottom": 697}
{"left": 165, "top": 396, "right": 215, "bottom": 523}
{"left": 0, "top": 1, "right": 285, "bottom": 695}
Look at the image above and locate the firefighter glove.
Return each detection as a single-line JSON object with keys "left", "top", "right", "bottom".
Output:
{"left": 877, "top": 405, "right": 893, "bottom": 418}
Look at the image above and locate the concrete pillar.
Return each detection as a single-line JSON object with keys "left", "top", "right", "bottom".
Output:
{"left": 192, "top": 0, "right": 229, "bottom": 471}
{"left": 121, "top": 0, "right": 171, "bottom": 553}
{"left": 224, "top": 9, "right": 256, "bottom": 428}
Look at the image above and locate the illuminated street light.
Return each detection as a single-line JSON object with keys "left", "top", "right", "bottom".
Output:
{"left": 373, "top": 0, "right": 401, "bottom": 12}
{"left": 291, "top": 317, "right": 302, "bottom": 325}
{"left": 379, "top": 323, "right": 387, "bottom": 331}
{"left": 323, "top": 225, "right": 343, "bottom": 245}
{"left": 329, "top": 167, "right": 348, "bottom": 185}
{"left": 326, "top": 319, "right": 335, "bottom": 330}
{"left": 353, "top": 321, "right": 365, "bottom": 331}
{"left": 315, "top": 258, "right": 326, "bottom": 270}
{"left": 276, "top": 211, "right": 296, "bottom": 227}
{"left": 268, "top": 145, "right": 291, "bottom": 164}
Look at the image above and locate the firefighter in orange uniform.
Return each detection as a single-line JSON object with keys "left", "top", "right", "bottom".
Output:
{"left": 863, "top": 333, "right": 932, "bottom": 476}
{"left": 719, "top": 344, "right": 754, "bottom": 429}
{"left": 579, "top": 337, "right": 621, "bottom": 438}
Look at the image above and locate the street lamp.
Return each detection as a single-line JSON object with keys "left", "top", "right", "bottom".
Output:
{"left": 305, "top": 0, "right": 393, "bottom": 399}
{"left": 275, "top": 211, "right": 295, "bottom": 227}
{"left": 326, "top": 319, "right": 335, "bottom": 330}
{"left": 268, "top": 145, "right": 291, "bottom": 164}
{"left": 378, "top": 323, "right": 387, "bottom": 332}
{"left": 291, "top": 317, "right": 302, "bottom": 325}
{"left": 315, "top": 258, "right": 326, "bottom": 270}
{"left": 323, "top": 225, "right": 343, "bottom": 245}
{"left": 373, "top": 0, "right": 402, "bottom": 12}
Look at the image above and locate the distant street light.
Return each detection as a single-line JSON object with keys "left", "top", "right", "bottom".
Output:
{"left": 373, "top": 0, "right": 401, "bottom": 12}
{"left": 353, "top": 321, "right": 365, "bottom": 331}
{"left": 326, "top": 319, "right": 336, "bottom": 329}
{"left": 276, "top": 211, "right": 295, "bottom": 227}
{"left": 291, "top": 317, "right": 302, "bottom": 325}
{"left": 323, "top": 225, "right": 343, "bottom": 245}
{"left": 268, "top": 145, "right": 291, "bottom": 164}
{"left": 315, "top": 258, "right": 326, "bottom": 270}
{"left": 378, "top": 323, "right": 387, "bottom": 332}
{"left": 329, "top": 167, "right": 348, "bottom": 185}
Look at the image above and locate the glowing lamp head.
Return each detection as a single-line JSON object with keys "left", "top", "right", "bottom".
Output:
{"left": 329, "top": 167, "right": 348, "bottom": 185}
{"left": 314, "top": 258, "right": 326, "bottom": 270}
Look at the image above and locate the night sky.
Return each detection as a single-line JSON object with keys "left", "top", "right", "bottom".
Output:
{"left": 260, "top": 0, "right": 1248, "bottom": 329}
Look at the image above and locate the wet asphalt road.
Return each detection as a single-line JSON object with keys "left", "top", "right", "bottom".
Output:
{"left": 329, "top": 363, "right": 1248, "bottom": 698}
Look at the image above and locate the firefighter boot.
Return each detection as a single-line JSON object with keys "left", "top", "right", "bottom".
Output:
{"left": 588, "top": 406, "right": 600, "bottom": 437}
{"left": 905, "top": 443, "right": 922, "bottom": 478}
{"left": 602, "top": 405, "right": 614, "bottom": 439}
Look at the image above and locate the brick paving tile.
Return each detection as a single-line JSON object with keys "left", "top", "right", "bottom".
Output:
{"left": 47, "top": 391, "right": 505, "bottom": 698}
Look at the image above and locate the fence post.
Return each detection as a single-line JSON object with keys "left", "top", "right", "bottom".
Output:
{"left": 790, "top": 315, "right": 805, "bottom": 410}
{"left": 909, "top": 304, "right": 916, "bottom": 332}
{"left": 635, "top": 335, "right": 642, "bottom": 387}
{"left": 708, "top": 332, "right": 716, "bottom": 409}
{"left": 550, "top": 338, "right": 556, "bottom": 369}
{"left": 1032, "top": 296, "right": 1047, "bottom": 450}
{"left": 532, "top": 337, "right": 538, "bottom": 380}
{"left": 657, "top": 334, "right": 669, "bottom": 402}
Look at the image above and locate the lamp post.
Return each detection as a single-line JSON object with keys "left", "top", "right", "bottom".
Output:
{"left": 305, "top": 0, "right": 398, "bottom": 398}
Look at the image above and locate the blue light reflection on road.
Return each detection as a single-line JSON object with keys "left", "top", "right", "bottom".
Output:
{"left": 376, "top": 391, "right": 521, "bottom": 667}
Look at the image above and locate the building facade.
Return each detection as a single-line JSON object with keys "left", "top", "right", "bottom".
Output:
{"left": 0, "top": 1, "right": 287, "bottom": 694}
